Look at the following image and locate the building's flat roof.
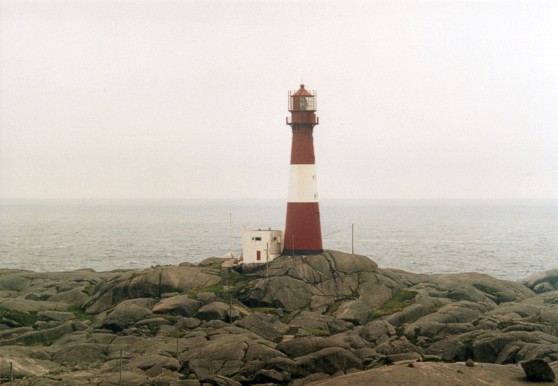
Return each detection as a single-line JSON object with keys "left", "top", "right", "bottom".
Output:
{"left": 244, "top": 229, "right": 282, "bottom": 232}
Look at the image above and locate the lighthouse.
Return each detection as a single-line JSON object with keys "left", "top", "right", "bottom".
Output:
{"left": 283, "top": 84, "right": 323, "bottom": 255}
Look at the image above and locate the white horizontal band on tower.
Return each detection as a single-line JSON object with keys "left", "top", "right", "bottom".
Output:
{"left": 288, "top": 164, "right": 319, "bottom": 203}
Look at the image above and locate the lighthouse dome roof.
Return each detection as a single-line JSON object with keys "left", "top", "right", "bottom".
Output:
{"left": 293, "top": 84, "right": 313, "bottom": 96}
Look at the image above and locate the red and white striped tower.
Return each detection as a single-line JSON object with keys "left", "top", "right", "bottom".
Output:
{"left": 283, "top": 84, "right": 323, "bottom": 255}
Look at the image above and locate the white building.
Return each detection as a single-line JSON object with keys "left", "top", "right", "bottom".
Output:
{"left": 241, "top": 228, "right": 283, "bottom": 264}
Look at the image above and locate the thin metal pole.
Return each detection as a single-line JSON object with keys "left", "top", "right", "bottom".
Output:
{"left": 119, "top": 349, "right": 123, "bottom": 386}
{"left": 9, "top": 362, "right": 12, "bottom": 386}
{"left": 176, "top": 324, "right": 179, "bottom": 359}
{"left": 229, "top": 293, "right": 233, "bottom": 326}
{"left": 227, "top": 213, "right": 232, "bottom": 257}
{"left": 352, "top": 224, "right": 354, "bottom": 255}
{"left": 292, "top": 235, "right": 295, "bottom": 258}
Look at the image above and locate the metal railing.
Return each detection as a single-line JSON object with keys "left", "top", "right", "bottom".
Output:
{"left": 288, "top": 90, "right": 317, "bottom": 111}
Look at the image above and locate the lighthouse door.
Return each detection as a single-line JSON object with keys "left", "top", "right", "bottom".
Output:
{"left": 256, "top": 251, "right": 261, "bottom": 261}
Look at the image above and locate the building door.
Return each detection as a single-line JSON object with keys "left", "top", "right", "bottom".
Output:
{"left": 256, "top": 250, "right": 261, "bottom": 261}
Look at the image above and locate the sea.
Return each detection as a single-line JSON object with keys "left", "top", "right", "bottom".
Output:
{"left": 0, "top": 199, "right": 557, "bottom": 281}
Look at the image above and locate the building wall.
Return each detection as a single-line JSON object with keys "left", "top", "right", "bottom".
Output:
{"left": 241, "top": 229, "right": 283, "bottom": 264}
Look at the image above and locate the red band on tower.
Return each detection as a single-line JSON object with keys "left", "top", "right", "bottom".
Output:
{"left": 290, "top": 129, "right": 315, "bottom": 164}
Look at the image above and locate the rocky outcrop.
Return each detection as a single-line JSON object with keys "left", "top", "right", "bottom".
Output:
{"left": 101, "top": 298, "right": 154, "bottom": 332}
{"left": 84, "top": 266, "right": 221, "bottom": 313}
{"left": 304, "top": 361, "right": 558, "bottom": 386}
{"left": 1, "top": 250, "right": 557, "bottom": 385}
{"left": 523, "top": 269, "right": 558, "bottom": 294}
{"left": 195, "top": 301, "right": 242, "bottom": 322}
{"left": 152, "top": 294, "right": 201, "bottom": 317}
{"left": 238, "top": 251, "right": 402, "bottom": 312}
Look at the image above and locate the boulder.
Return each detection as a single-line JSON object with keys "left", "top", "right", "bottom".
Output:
{"left": 385, "top": 303, "right": 433, "bottom": 327}
{"left": 324, "top": 331, "right": 370, "bottom": 351}
{"left": 523, "top": 269, "right": 558, "bottom": 292}
{"left": 277, "top": 337, "right": 343, "bottom": 358}
{"left": 265, "top": 356, "right": 300, "bottom": 375}
{"left": 195, "top": 301, "right": 240, "bottom": 322}
{"left": 152, "top": 294, "right": 201, "bottom": 317}
{"left": 334, "top": 300, "right": 371, "bottom": 326}
{"left": 37, "top": 310, "right": 76, "bottom": 322}
{"left": 48, "top": 286, "right": 89, "bottom": 305}
{"left": 51, "top": 343, "right": 106, "bottom": 365}
{"left": 93, "top": 370, "right": 149, "bottom": 386}
{"left": 0, "top": 298, "right": 68, "bottom": 313}
{"left": 245, "top": 342, "right": 286, "bottom": 362}
{"left": 405, "top": 301, "right": 492, "bottom": 340}
{"left": 419, "top": 273, "right": 535, "bottom": 305}
{"left": 254, "top": 368, "right": 290, "bottom": 383}
{"left": 516, "top": 342, "right": 558, "bottom": 363}
{"left": 374, "top": 337, "right": 423, "bottom": 358}
{"left": 85, "top": 266, "right": 221, "bottom": 311}
{"left": 235, "top": 312, "right": 287, "bottom": 341}
{"left": 127, "top": 354, "right": 180, "bottom": 376}
{"left": 200, "top": 375, "right": 242, "bottom": 386}
{"left": 472, "top": 331, "right": 558, "bottom": 363}
{"left": 292, "top": 372, "right": 330, "bottom": 386}
{"left": 295, "top": 347, "right": 362, "bottom": 376}
{"left": 0, "top": 348, "right": 57, "bottom": 380}
{"left": 178, "top": 317, "right": 202, "bottom": 329}
{"left": 0, "top": 271, "right": 32, "bottom": 291}
{"left": 0, "top": 321, "right": 86, "bottom": 346}
{"left": 534, "top": 282, "right": 555, "bottom": 293}
{"left": 521, "top": 358, "right": 556, "bottom": 382}
{"left": 289, "top": 311, "right": 352, "bottom": 335}
{"left": 198, "top": 257, "right": 231, "bottom": 267}
{"left": 180, "top": 332, "right": 275, "bottom": 380}
{"left": 242, "top": 276, "right": 312, "bottom": 311}
{"left": 197, "top": 291, "right": 218, "bottom": 304}
{"left": 159, "top": 266, "right": 222, "bottom": 293}
{"left": 134, "top": 317, "right": 172, "bottom": 335}
{"left": 358, "top": 320, "right": 396, "bottom": 345}
{"left": 101, "top": 299, "right": 153, "bottom": 332}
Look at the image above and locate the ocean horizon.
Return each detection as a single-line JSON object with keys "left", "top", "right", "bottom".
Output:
{"left": 1, "top": 198, "right": 557, "bottom": 281}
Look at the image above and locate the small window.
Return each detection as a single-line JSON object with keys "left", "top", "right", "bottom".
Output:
{"left": 255, "top": 237, "right": 262, "bottom": 241}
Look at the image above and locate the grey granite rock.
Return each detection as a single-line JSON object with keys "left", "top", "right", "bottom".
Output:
{"left": 101, "top": 299, "right": 153, "bottom": 332}
{"left": 521, "top": 358, "right": 556, "bottom": 382}
{"left": 334, "top": 300, "right": 371, "bottom": 326}
{"left": 153, "top": 294, "right": 201, "bottom": 317}
{"left": 195, "top": 301, "right": 240, "bottom": 322}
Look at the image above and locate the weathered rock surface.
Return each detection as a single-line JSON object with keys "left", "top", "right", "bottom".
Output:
{"left": 305, "top": 361, "right": 558, "bottom": 386}
{"left": 152, "top": 294, "right": 201, "bottom": 317}
{"left": 521, "top": 358, "right": 556, "bottom": 382}
{"left": 101, "top": 298, "right": 153, "bottom": 331}
{"left": 195, "top": 301, "right": 241, "bottom": 322}
{"left": 1, "top": 250, "right": 557, "bottom": 385}
{"left": 523, "top": 269, "right": 558, "bottom": 294}
{"left": 238, "top": 251, "right": 402, "bottom": 312}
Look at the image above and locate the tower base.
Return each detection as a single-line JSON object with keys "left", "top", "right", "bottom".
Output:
{"left": 284, "top": 202, "right": 323, "bottom": 253}
{"left": 282, "top": 248, "right": 324, "bottom": 256}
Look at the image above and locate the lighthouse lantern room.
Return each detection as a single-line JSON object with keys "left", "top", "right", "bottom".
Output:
{"left": 283, "top": 84, "right": 323, "bottom": 255}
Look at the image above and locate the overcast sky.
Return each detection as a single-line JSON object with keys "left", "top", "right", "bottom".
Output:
{"left": 1, "top": 0, "right": 557, "bottom": 200}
